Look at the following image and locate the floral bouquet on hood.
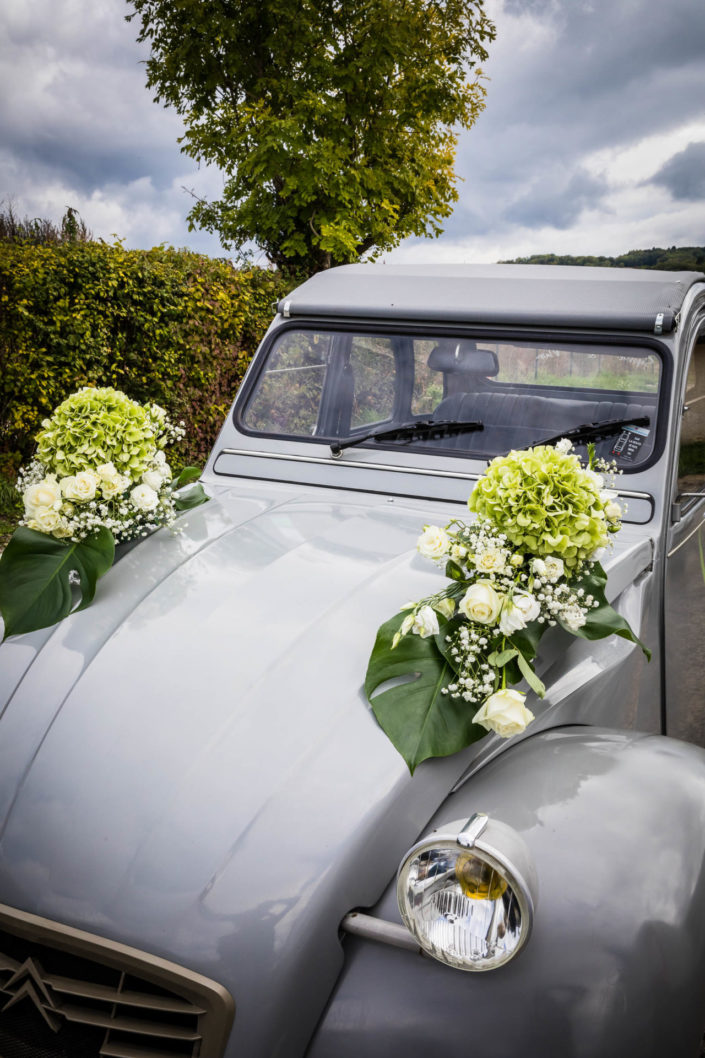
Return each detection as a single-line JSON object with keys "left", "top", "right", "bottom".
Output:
{"left": 0, "top": 387, "right": 207, "bottom": 640}
{"left": 365, "top": 441, "right": 650, "bottom": 773}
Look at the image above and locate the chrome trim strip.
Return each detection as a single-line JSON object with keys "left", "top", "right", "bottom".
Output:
{"left": 219, "top": 448, "right": 481, "bottom": 482}
{"left": 218, "top": 450, "right": 655, "bottom": 500}
{"left": 340, "top": 912, "right": 420, "bottom": 953}
{"left": 667, "top": 514, "right": 705, "bottom": 558}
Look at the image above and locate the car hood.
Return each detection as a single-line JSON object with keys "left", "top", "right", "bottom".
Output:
{"left": 0, "top": 480, "right": 653, "bottom": 1057}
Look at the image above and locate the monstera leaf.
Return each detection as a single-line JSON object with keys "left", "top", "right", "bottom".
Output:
{"left": 171, "top": 467, "right": 209, "bottom": 513}
{"left": 0, "top": 527, "right": 115, "bottom": 640}
{"left": 365, "top": 612, "right": 487, "bottom": 774}
{"left": 560, "top": 562, "right": 651, "bottom": 659}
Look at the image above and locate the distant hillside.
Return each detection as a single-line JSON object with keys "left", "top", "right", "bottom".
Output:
{"left": 501, "top": 246, "right": 705, "bottom": 272}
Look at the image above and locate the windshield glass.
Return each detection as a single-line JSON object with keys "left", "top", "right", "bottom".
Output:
{"left": 240, "top": 328, "right": 662, "bottom": 469}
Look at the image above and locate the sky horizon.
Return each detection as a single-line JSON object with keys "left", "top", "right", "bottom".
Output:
{"left": 2, "top": 0, "right": 704, "bottom": 265}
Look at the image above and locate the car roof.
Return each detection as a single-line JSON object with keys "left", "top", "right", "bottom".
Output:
{"left": 278, "top": 263, "right": 705, "bottom": 335}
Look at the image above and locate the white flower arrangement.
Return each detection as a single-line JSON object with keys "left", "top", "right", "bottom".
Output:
{"left": 0, "top": 387, "right": 207, "bottom": 640}
{"left": 365, "top": 441, "right": 650, "bottom": 773}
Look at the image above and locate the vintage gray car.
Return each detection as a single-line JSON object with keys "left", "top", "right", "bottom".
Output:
{"left": 1, "top": 263, "right": 705, "bottom": 1058}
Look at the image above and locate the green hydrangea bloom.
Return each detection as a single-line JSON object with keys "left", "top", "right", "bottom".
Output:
{"left": 36, "top": 387, "right": 162, "bottom": 481}
{"left": 468, "top": 446, "right": 611, "bottom": 571}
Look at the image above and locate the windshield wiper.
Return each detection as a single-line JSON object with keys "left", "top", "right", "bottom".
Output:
{"left": 528, "top": 416, "right": 651, "bottom": 450}
{"left": 330, "top": 418, "right": 484, "bottom": 457}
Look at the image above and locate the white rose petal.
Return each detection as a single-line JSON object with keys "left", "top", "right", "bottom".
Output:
{"left": 417, "top": 525, "right": 450, "bottom": 560}
{"left": 531, "top": 558, "right": 547, "bottom": 577}
{"left": 62, "top": 471, "right": 100, "bottom": 503}
{"left": 589, "top": 546, "right": 606, "bottom": 563}
{"left": 26, "top": 506, "right": 63, "bottom": 533}
{"left": 585, "top": 469, "right": 604, "bottom": 489}
{"left": 100, "top": 475, "right": 130, "bottom": 499}
{"left": 459, "top": 581, "right": 502, "bottom": 625}
{"left": 472, "top": 689, "right": 535, "bottom": 738}
{"left": 130, "top": 484, "right": 159, "bottom": 512}
{"left": 434, "top": 597, "right": 456, "bottom": 620}
{"left": 412, "top": 605, "right": 440, "bottom": 638}
{"left": 24, "top": 476, "right": 62, "bottom": 513}
{"left": 542, "top": 555, "right": 565, "bottom": 582}
{"left": 473, "top": 546, "right": 507, "bottom": 574}
{"left": 96, "top": 462, "right": 119, "bottom": 482}
{"left": 499, "top": 592, "right": 541, "bottom": 635}
{"left": 562, "top": 604, "right": 587, "bottom": 631}
{"left": 142, "top": 469, "right": 164, "bottom": 491}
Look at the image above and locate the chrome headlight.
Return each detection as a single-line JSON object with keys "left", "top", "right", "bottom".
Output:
{"left": 397, "top": 813, "right": 538, "bottom": 971}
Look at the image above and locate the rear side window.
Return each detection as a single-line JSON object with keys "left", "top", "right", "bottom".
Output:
{"left": 243, "top": 331, "right": 332, "bottom": 436}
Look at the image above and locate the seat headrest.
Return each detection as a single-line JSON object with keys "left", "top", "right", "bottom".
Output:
{"left": 427, "top": 341, "right": 499, "bottom": 376}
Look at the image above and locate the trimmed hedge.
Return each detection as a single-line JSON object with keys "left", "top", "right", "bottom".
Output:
{"left": 0, "top": 241, "right": 292, "bottom": 474}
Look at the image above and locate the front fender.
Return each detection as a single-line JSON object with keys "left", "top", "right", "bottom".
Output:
{"left": 307, "top": 728, "right": 705, "bottom": 1058}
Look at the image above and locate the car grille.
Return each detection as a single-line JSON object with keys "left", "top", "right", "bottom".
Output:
{"left": 0, "top": 903, "right": 234, "bottom": 1058}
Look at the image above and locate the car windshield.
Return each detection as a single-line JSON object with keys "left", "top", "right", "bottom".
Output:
{"left": 239, "top": 328, "right": 662, "bottom": 469}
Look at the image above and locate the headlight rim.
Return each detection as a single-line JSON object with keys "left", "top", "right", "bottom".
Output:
{"left": 396, "top": 814, "right": 538, "bottom": 972}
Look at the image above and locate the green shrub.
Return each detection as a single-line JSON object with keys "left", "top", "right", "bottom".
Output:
{"left": 0, "top": 241, "right": 291, "bottom": 472}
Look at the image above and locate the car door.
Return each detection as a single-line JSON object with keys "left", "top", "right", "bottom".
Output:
{"left": 664, "top": 329, "right": 705, "bottom": 745}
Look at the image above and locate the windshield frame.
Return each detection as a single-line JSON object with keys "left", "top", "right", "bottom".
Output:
{"left": 234, "top": 319, "right": 673, "bottom": 474}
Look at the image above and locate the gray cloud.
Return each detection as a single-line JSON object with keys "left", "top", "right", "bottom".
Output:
{"left": 504, "top": 168, "right": 608, "bottom": 229}
{"left": 432, "top": 0, "right": 705, "bottom": 246}
{"left": 651, "top": 141, "right": 705, "bottom": 202}
{"left": 2, "top": 0, "right": 705, "bottom": 257}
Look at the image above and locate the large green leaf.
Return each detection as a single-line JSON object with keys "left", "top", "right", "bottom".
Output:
{"left": 0, "top": 527, "right": 115, "bottom": 640}
{"left": 560, "top": 563, "right": 651, "bottom": 659}
{"left": 171, "top": 466, "right": 203, "bottom": 490}
{"left": 173, "top": 482, "right": 209, "bottom": 513}
{"left": 365, "top": 612, "right": 487, "bottom": 774}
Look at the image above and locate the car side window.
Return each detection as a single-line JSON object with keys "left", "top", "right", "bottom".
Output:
{"left": 677, "top": 339, "right": 705, "bottom": 497}
{"left": 349, "top": 336, "right": 396, "bottom": 429}
{"left": 242, "top": 331, "right": 332, "bottom": 436}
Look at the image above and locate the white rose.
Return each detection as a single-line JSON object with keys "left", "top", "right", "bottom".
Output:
{"left": 459, "top": 581, "right": 502, "bottom": 625}
{"left": 605, "top": 501, "right": 622, "bottom": 522}
{"left": 142, "top": 469, "right": 164, "bottom": 491}
{"left": 130, "top": 483, "right": 159, "bottom": 511}
{"left": 96, "top": 462, "right": 119, "bottom": 481}
{"left": 100, "top": 474, "right": 130, "bottom": 499}
{"left": 531, "top": 558, "right": 547, "bottom": 577}
{"left": 412, "top": 605, "right": 440, "bottom": 638}
{"left": 584, "top": 469, "right": 604, "bottom": 489}
{"left": 473, "top": 689, "right": 535, "bottom": 738}
{"left": 26, "top": 506, "right": 63, "bottom": 533}
{"left": 24, "top": 476, "right": 62, "bottom": 514}
{"left": 542, "top": 555, "right": 565, "bottom": 582}
{"left": 589, "top": 546, "right": 606, "bottom": 563}
{"left": 499, "top": 592, "right": 540, "bottom": 635}
{"left": 434, "top": 597, "right": 456, "bottom": 620}
{"left": 562, "top": 604, "right": 587, "bottom": 631}
{"left": 450, "top": 544, "right": 467, "bottom": 561}
{"left": 555, "top": 438, "right": 573, "bottom": 454}
{"left": 417, "top": 525, "right": 450, "bottom": 560}
{"left": 62, "top": 471, "right": 100, "bottom": 502}
{"left": 473, "top": 546, "right": 507, "bottom": 575}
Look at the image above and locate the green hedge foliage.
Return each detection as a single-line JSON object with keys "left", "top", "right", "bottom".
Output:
{"left": 0, "top": 241, "right": 291, "bottom": 474}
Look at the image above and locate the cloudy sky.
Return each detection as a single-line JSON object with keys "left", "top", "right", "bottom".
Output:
{"left": 2, "top": 0, "right": 704, "bottom": 264}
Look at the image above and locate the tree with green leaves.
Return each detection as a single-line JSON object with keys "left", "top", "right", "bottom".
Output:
{"left": 127, "top": 0, "right": 495, "bottom": 274}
